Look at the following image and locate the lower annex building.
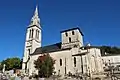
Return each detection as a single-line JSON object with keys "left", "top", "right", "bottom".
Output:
{"left": 22, "top": 6, "right": 104, "bottom": 77}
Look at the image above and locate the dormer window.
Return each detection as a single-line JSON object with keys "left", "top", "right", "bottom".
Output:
{"left": 72, "top": 31, "right": 75, "bottom": 35}
{"left": 65, "top": 32, "right": 68, "bottom": 37}
{"left": 31, "top": 20, "right": 33, "bottom": 25}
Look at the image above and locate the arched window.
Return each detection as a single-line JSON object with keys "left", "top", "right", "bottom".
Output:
{"left": 72, "top": 31, "right": 75, "bottom": 35}
{"left": 28, "top": 49, "right": 30, "bottom": 55}
{"left": 31, "top": 29, "right": 34, "bottom": 38}
{"left": 36, "top": 29, "right": 39, "bottom": 39}
{"left": 69, "top": 37, "right": 71, "bottom": 43}
{"left": 74, "top": 57, "right": 76, "bottom": 67}
{"left": 65, "top": 32, "right": 68, "bottom": 37}
{"left": 38, "top": 30, "right": 39, "bottom": 39}
{"left": 29, "top": 30, "right": 31, "bottom": 38}
{"left": 60, "top": 59, "right": 62, "bottom": 66}
{"left": 36, "top": 29, "right": 38, "bottom": 38}
{"left": 25, "top": 63, "right": 27, "bottom": 72}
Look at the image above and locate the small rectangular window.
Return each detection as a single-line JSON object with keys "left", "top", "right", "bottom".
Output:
{"left": 65, "top": 32, "right": 68, "bottom": 37}
{"left": 72, "top": 31, "right": 75, "bottom": 35}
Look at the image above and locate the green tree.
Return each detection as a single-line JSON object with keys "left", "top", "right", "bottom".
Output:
{"left": 0, "top": 62, "right": 2, "bottom": 71}
{"left": 34, "top": 54, "right": 55, "bottom": 78}
{"left": 0, "top": 57, "right": 22, "bottom": 71}
{"left": 100, "top": 46, "right": 120, "bottom": 56}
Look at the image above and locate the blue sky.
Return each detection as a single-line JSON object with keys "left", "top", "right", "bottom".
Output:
{"left": 0, "top": 0, "right": 120, "bottom": 61}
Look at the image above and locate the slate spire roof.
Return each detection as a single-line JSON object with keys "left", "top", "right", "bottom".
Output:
{"left": 29, "top": 6, "right": 40, "bottom": 28}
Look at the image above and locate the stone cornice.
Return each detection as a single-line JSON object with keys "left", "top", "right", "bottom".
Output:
{"left": 26, "top": 39, "right": 40, "bottom": 43}
{"left": 27, "top": 25, "right": 41, "bottom": 29}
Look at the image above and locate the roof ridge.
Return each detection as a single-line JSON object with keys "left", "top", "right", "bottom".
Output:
{"left": 36, "top": 42, "right": 61, "bottom": 49}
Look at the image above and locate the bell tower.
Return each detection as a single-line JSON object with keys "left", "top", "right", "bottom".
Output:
{"left": 22, "top": 6, "right": 41, "bottom": 71}
{"left": 61, "top": 27, "right": 83, "bottom": 49}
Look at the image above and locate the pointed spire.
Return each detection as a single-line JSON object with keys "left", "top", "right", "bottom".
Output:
{"left": 30, "top": 5, "right": 40, "bottom": 27}
{"left": 34, "top": 5, "right": 38, "bottom": 17}
{"left": 32, "top": 5, "right": 39, "bottom": 19}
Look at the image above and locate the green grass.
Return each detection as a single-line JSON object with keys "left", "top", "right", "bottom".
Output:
{"left": 10, "top": 77, "right": 15, "bottom": 80}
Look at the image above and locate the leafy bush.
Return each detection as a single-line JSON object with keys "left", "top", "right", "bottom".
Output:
{"left": 34, "top": 54, "right": 55, "bottom": 78}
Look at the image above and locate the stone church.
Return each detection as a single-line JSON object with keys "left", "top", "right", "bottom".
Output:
{"left": 22, "top": 6, "right": 103, "bottom": 77}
